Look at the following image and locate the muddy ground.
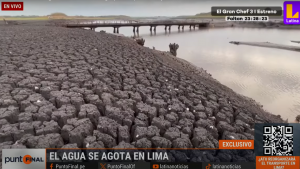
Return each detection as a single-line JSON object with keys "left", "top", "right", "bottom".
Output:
{"left": 0, "top": 21, "right": 284, "bottom": 163}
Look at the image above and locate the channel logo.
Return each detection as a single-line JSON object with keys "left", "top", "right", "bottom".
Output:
{"left": 2, "top": 149, "right": 46, "bottom": 169}
{"left": 4, "top": 154, "right": 44, "bottom": 164}
{"left": 284, "top": 1, "right": 300, "bottom": 24}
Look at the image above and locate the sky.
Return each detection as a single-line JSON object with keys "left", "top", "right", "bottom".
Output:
{"left": 0, "top": 0, "right": 289, "bottom": 16}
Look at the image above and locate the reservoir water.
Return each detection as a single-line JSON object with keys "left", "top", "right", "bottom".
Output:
{"left": 94, "top": 25, "right": 300, "bottom": 122}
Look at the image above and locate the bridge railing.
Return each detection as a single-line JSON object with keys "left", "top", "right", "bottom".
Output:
{"left": 74, "top": 20, "right": 141, "bottom": 24}
{"left": 70, "top": 20, "right": 203, "bottom": 25}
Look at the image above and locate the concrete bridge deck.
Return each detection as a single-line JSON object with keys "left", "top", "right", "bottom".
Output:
{"left": 65, "top": 21, "right": 210, "bottom": 33}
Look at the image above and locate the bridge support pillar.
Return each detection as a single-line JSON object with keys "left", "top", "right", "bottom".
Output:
{"left": 165, "top": 26, "right": 167, "bottom": 31}
{"left": 133, "top": 27, "right": 135, "bottom": 32}
{"left": 178, "top": 25, "right": 180, "bottom": 30}
{"left": 154, "top": 26, "right": 156, "bottom": 32}
{"left": 150, "top": 26, "right": 152, "bottom": 32}
{"left": 182, "top": 26, "right": 184, "bottom": 30}
{"left": 116, "top": 27, "right": 119, "bottom": 33}
{"left": 189, "top": 25, "right": 191, "bottom": 29}
{"left": 168, "top": 26, "right": 171, "bottom": 31}
{"left": 113, "top": 27, "right": 116, "bottom": 33}
{"left": 136, "top": 27, "right": 139, "bottom": 33}
{"left": 193, "top": 25, "right": 195, "bottom": 29}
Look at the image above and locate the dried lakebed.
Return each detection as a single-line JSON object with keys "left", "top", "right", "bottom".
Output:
{"left": 0, "top": 25, "right": 284, "bottom": 163}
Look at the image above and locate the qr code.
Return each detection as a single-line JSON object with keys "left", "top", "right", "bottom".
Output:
{"left": 263, "top": 126, "right": 293, "bottom": 156}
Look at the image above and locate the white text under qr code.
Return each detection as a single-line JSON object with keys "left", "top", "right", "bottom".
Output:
{"left": 263, "top": 126, "right": 293, "bottom": 156}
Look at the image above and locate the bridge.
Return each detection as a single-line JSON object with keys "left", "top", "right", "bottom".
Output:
{"left": 65, "top": 20, "right": 210, "bottom": 33}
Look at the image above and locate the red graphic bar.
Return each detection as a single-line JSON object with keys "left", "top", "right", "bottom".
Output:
{"left": 1, "top": 2, "right": 24, "bottom": 11}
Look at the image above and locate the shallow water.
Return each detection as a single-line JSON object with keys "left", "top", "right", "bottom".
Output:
{"left": 94, "top": 25, "right": 300, "bottom": 121}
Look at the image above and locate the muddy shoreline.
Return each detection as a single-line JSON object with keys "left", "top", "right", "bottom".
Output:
{"left": 207, "top": 19, "right": 300, "bottom": 29}
{"left": 0, "top": 21, "right": 286, "bottom": 163}
{"left": 229, "top": 41, "right": 300, "bottom": 52}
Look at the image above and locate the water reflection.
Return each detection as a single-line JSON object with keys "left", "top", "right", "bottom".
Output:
{"left": 150, "top": 31, "right": 156, "bottom": 36}
{"left": 94, "top": 25, "right": 300, "bottom": 121}
{"left": 133, "top": 32, "right": 139, "bottom": 38}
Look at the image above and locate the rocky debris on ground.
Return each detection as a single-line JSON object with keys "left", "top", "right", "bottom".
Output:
{"left": 169, "top": 43, "right": 179, "bottom": 57}
{"left": 0, "top": 23, "right": 284, "bottom": 162}
{"left": 61, "top": 118, "right": 94, "bottom": 147}
{"left": 2, "top": 19, "right": 19, "bottom": 25}
{"left": 135, "top": 38, "right": 145, "bottom": 46}
{"left": 294, "top": 115, "right": 300, "bottom": 123}
{"left": 18, "top": 133, "right": 64, "bottom": 148}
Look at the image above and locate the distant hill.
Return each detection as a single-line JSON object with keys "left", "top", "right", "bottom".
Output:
{"left": 96, "top": 15, "right": 132, "bottom": 20}
{"left": 0, "top": 15, "right": 39, "bottom": 18}
{"left": 49, "top": 12, "right": 67, "bottom": 17}
{"left": 195, "top": 12, "right": 212, "bottom": 16}
{"left": 1, "top": 12, "right": 133, "bottom": 20}
{"left": 47, "top": 13, "right": 133, "bottom": 20}
{"left": 173, "top": 12, "right": 212, "bottom": 19}
{"left": 47, "top": 13, "right": 68, "bottom": 19}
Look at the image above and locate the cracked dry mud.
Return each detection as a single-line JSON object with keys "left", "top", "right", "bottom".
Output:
{"left": 0, "top": 23, "right": 284, "bottom": 163}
